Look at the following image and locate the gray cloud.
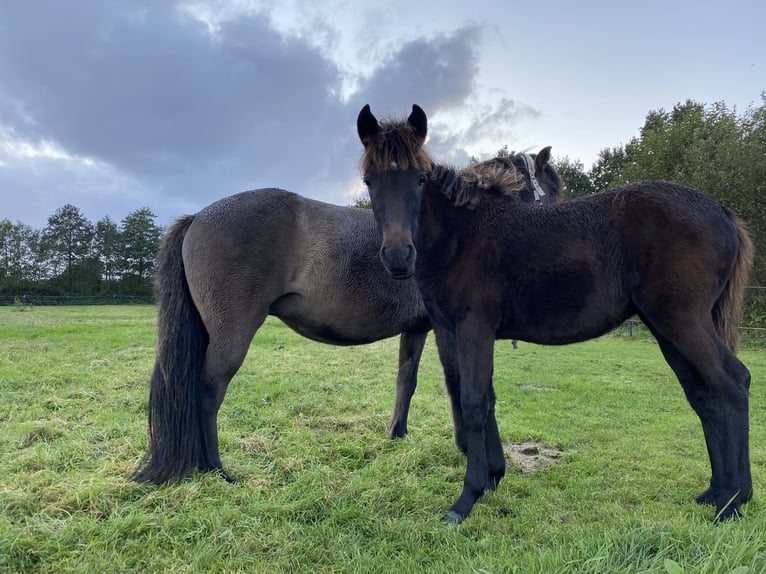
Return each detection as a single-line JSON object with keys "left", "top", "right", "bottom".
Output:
{"left": 357, "top": 25, "right": 481, "bottom": 113}
{"left": 424, "top": 97, "right": 541, "bottom": 164}
{"left": 461, "top": 97, "right": 540, "bottom": 143}
{"left": 0, "top": 3, "right": 486, "bottom": 226}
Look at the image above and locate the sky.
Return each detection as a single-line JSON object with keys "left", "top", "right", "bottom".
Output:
{"left": 1, "top": 0, "right": 763, "bottom": 229}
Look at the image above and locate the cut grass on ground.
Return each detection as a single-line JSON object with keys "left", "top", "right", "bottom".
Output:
{"left": 1, "top": 306, "right": 765, "bottom": 573}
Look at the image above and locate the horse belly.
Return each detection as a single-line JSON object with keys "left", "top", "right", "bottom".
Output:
{"left": 498, "top": 268, "right": 630, "bottom": 344}
{"left": 271, "top": 287, "right": 427, "bottom": 346}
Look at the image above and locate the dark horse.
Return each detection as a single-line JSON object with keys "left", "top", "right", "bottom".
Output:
{"left": 133, "top": 158, "right": 562, "bottom": 484}
{"left": 357, "top": 104, "right": 754, "bottom": 523}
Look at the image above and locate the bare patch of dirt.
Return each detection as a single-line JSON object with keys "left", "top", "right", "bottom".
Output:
{"left": 503, "top": 441, "right": 566, "bottom": 474}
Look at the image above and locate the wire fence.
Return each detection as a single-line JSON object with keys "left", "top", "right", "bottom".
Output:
{"left": 617, "top": 286, "right": 766, "bottom": 340}
{"left": 0, "top": 294, "right": 154, "bottom": 306}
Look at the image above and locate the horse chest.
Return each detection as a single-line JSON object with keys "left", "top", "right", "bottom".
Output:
{"left": 415, "top": 263, "right": 500, "bottom": 330}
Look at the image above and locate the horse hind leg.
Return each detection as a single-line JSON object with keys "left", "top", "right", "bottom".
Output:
{"left": 388, "top": 329, "right": 429, "bottom": 439}
{"left": 646, "top": 319, "right": 751, "bottom": 521}
{"left": 197, "top": 313, "right": 266, "bottom": 481}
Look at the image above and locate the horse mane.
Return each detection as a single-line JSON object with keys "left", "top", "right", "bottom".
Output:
{"left": 359, "top": 116, "right": 434, "bottom": 173}
{"left": 428, "top": 157, "right": 526, "bottom": 208}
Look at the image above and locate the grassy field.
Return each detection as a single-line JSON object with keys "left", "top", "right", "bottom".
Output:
{"left": 1, "top": 305, "right": 765, "bottom": 573}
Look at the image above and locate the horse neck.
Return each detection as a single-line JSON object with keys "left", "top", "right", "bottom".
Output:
{"left": 417, "top": 188, "right": 460, "bottom": 254}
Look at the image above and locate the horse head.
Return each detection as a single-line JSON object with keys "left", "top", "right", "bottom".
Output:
{"left": 509, "top": 147, "right": 565, "bottom": 204}
{"left": 357, "top": 104, "right": 432, "bottom": 279}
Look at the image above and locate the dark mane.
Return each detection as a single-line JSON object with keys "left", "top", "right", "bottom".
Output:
{"left": 360, "top": 116, "right": 434, "bottom": 173}
{"left": 428, "top": 157, "right": 525, "bottom": 208}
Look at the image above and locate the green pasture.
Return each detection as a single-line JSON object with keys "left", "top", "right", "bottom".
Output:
{"left": 1, "top": 306, "right": 765, "bottom": 573}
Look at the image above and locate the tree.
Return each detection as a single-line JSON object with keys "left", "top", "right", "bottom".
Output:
{"left": 94, "top": 216, "right": 121, "bottom": 284}
{"left": 0, "top": 219, "right": 12, "bottom": 286}
{"left": 351, "top": 196, "right": 371, "bottom": 209}
{"left": 120, "top": 207, "right": 162, "bottom": 292}
{"left": 0, "top": 221, "right": 48, "bottom": 289}
{"left": 42, "top": 204, "right": 95, "bottom": 291}
{"left": 589, "top": 145, "right": 635, "bottom": 192}
{"left": 549, "top": 156, "right": 596, "bottom": 199}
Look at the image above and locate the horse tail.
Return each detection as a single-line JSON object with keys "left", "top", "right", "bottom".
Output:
{"left": 714, "top": 215, "right": 754, "bottom": 353}
{"left": 132, "top": 214, "right": 209, "bottom": 483}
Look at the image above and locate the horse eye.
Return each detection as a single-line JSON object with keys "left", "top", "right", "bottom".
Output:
{"left": 363, "top": 177, "right": 372, "bottom": 187}
{"left": 417, "top": 174, "right": 426, "bottom": 186}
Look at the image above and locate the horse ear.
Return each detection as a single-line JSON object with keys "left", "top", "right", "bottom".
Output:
{"left": 535, "top": 146, "right": 552, "bottom": 172}
{"left": 408, "top": 104, "right": 428, "bottom": 142}
{"left": 357, "top": 104, "right": 380, "bottom": 144}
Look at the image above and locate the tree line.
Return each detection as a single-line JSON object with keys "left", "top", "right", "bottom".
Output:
{"left": 0, "top": 205, "right": 163, "bottom": 300}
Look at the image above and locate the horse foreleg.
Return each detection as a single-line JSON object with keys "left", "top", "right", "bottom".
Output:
{"left": 443, "top": 315, "right": 495, "bottom": 524}
{"left": 434, "top": 327, "right": 503, "bottom": 484}
{"left": 433, "top": 327, "right": 465, "bottom": 452}
{"left": 484, "top": 380, "right": 505, "bottom": 490}
{"left": 388, "top": 329, "right": 429, "bottom": 439}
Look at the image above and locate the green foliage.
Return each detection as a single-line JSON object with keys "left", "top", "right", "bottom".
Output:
{"left": 743, "top": 289, "right": 766, "bottom": 335}
{"left": 11, "top": 296, "right": 31, "bottom": 311}
{"left": 2, "top": 307, "right": 766, "bottom": 572}
{"left": 120, "top": 207, "right": 162, "bottom": 284}
{"left": 43, "top": 204, "right": 95, "bottom": 290}
{"left": 550, "top": 156, "right": 596, "bottom": 198}
{"left": 94, "top": 216, "right": 121, "bottom": 282}
{"left": 589, "top": 145, "right": 635, "bottom": 191}
{"left": 0, "top": 219, "right": 47, "bottom": 287}
{"left": 351, "top": 195, "right": 372, "bottom": 209}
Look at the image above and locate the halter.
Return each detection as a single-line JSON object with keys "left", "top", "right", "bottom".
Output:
{"left": 519, "top": 154, "right": 546, "bottom": 203}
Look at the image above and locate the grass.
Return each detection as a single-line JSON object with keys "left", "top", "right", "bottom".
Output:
{"left": 1, "top": 305, "right": 765, "bottom": 573}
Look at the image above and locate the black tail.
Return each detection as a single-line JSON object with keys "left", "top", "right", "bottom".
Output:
{"left": 132, "top": 215, "right": 209, "bottom": 483}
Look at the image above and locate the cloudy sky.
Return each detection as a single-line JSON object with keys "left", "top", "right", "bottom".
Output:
{"left": 1, "top": 0, "right": 763, "bottom": 228}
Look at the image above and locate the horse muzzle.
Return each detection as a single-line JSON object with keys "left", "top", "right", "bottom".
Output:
{"left": 380, "top": 242, "right": 416, "bottom": 280}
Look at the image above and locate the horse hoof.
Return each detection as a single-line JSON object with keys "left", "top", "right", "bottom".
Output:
{"left": 214, "top": 469, "right": 237, "bottom": 484}
{"left": 695, "top": 488, "right": 717, "bottom": 506}
{"left": 442, "top": 510, "right": 465, "bottom": 525}
{"left": 714, "top": 505, "right": 743, "bottom": 523}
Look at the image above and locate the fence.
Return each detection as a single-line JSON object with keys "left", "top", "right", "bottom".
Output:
{"left": 2, "top": 287, "right": 764, "bottom": 336}
{"left": 0, "top": 294, "right": 154, "bottom": 306}
{"left": 622, "top": 286, "right": 765, "bottom": 338}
